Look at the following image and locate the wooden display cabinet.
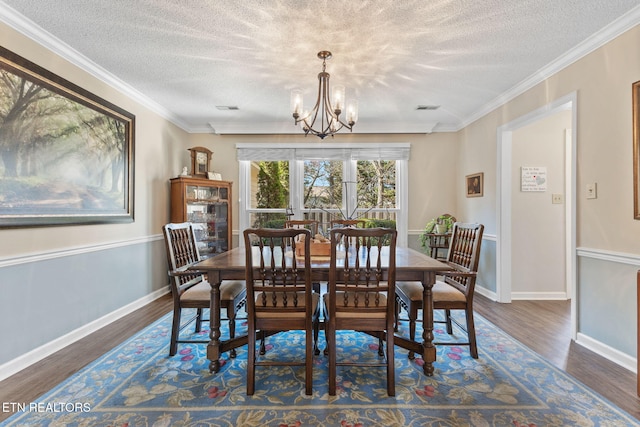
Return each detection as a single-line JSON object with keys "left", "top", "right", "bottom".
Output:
{"left": 170, "top": 176, "right": 233, "bottom": 259}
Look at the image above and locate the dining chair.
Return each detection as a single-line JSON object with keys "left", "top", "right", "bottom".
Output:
{"left": 396, "top": 222, "right": 484, "bottom": 359}
{"left": 243, "top": 227, "right": 321, "bottom": 395}
{"left": 285, "top": 219, "right": 320, "bottom": 240}
{"left": 325, "top": 227, "right": 398, "bottom": 396}
{"left": 162, "top": 222, "right": 246, "bottom": 357}
{"left": 329, "top": 218, "right": 367, "bottom": 229}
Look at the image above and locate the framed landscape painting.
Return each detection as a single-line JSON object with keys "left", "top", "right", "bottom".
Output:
{"left": 0, "top": 47, "right": 135, "bottom": 227}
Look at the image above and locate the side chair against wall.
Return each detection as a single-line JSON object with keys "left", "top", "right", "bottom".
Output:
{"left": 396, "top": 222, "right": 484, "bottom": 359}
{"left": 162, "top": 222, "right": 246, "bottom": 357}
{"left": 325, "top": 227, "right": 398, "bottom": 396}
{"left": 243, "top": 227, "right": 321, "bottom": 396}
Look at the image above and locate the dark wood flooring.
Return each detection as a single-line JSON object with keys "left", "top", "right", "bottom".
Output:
{"left": 0, "top": 293, "right": 638, "bottom": 422}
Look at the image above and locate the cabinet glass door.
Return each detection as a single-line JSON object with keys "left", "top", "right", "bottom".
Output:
{"left": 186, "top": 184, "right": 229, "bottom": 258}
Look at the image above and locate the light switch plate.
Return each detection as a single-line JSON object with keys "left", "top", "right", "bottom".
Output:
{"left": 586, "top": 183, "right": 597, "bottom": 199}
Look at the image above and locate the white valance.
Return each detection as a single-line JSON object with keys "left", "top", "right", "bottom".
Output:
{"left": 236, "top": 143, "right": 410, "bottom": 161}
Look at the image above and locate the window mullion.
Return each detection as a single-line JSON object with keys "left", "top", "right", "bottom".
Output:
{"left": 291, "top": 160, "right": 304, "bottom": 219}
{"left": 343, "top": 159, "right": 357, "bottom": 219}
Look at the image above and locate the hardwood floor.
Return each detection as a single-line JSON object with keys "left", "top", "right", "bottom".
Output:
{"left": 0, "top": 293, "right": 638, "bottom": 422}
{"left": 474, "top": 294, "right": 640, "bottom": 420}
{"left": 0, "top": 294, "right": 173, "bottom": 423}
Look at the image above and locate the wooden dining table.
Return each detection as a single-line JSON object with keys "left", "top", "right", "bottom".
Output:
{"left": 191, "top": 245, "right": 452, "bottom": 376}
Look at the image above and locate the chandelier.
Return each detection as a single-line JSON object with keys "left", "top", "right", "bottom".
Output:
{"left": 290, "top": 51, "right": 358, "bottom": 139}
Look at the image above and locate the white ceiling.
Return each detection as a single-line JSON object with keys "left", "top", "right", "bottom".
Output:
{"left": 2, "top": 1, "right": 640, "bottom": 135}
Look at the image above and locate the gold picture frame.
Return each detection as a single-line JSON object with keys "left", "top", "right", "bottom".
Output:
{"left": 633, "top": 80, "right": 640, "bottom": 219}
{"left": 466, "top": 172, "right": 484, "bottom": 198}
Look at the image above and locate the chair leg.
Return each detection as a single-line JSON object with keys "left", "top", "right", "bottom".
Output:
{"left": 259, "top": 330, "right": 266, "bottom": 355}
{"left": 169, "top": 307, "right": 182, "bottom": 356}
{"left": 228, "top": 305, "right": 237, "bottom": 359}
{"left": 394, "top": 298, "right": 400, "bottom": 332}
{"left": 465, "top": 307, "right": 479, "bottom": 359}
{"left": 322, "top": 307, "right": 329, "bottom": 356}
{"left": 328, "top": 324, "right": 337, "bottom": 396}
{"left": 386, "top": 323, "right": 395, "bottom": 396}
{"left": 247, "top": 325, "right": 256, "bottom": 395}
{"left": 305, "top": 322, "right": 313, "bottom": 396}
{"left": 195, "top": 308, "right": 203, "bottom": 333}
{"left": 445, "top": 309, "right": 453, "bottom": 334}
{"left": 407, "top": 302, "right": 418, "bottom": 360}
{"left": 378, "top": 336, "right": 384, "bottom": 357}
{"left": 313, "top": 315, "right": 321, "bottom": 356}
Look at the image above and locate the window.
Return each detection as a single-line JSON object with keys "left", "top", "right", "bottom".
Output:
{"left": 238, "top": 143, "right": 409, "bottom": 246}
{"left": 303, "top": 160, "right": 343, "bottom": 210}
{"left": 247, "top": 160, "right": 289, "bottom": 228}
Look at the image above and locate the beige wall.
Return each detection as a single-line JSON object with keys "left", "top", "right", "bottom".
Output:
{"left": 183, "top": 132, "right": 460, "bottom": 247}
{"left": 511, "top": 110, "right": 570, "bottom": 296}
{"left": 459, "top": 24, "right": 640, "bottom": 359}
{"left": 0, "top": 22, "right": 189, "bottom": 257}
{"left": 462, "top": 26, "right": 640, "bottom": 253}
{"left": 0, "top": 21, "right": 189, "bottom": 373}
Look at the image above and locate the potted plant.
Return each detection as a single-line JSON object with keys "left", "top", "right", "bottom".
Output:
{"left": 419, "top": 214, "right": 455, "bottom": 249}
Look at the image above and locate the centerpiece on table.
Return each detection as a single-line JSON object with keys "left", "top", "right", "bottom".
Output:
{"left": 295, "top": 233, "right": 331, "bottom": 257}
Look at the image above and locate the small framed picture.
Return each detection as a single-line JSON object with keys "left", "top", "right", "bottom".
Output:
{"left": 207, "top": 172, "right": 222, "bottom": 181}
{"left": 466, "top": 172, "right": 483, "bottom": 198}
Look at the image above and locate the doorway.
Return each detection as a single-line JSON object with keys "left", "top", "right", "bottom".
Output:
{"left": 496, "top": 92, "right": 577, "bottom": 339}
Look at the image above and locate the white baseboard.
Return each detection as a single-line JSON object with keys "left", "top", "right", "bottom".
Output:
{"left": 0, "top": 287, "right": 170, "bottom": 382}
{"left": 475, "top": 284, "right": 497, "bottom": 301}
{"left": 476, "top": 285, "right": 634, "bottom": 374}
{"left": 511, "top": 291, "right": 569, "bottom": 300}
{"left": 576, "top": 332, "right": 637, "bottom": 374}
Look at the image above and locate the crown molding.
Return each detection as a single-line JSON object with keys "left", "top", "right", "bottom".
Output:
{"left": 0, "top": 2, "right": 193, "bottom": 132}
{"left": 461, "top": 5, "right": 640, "bottom": 130}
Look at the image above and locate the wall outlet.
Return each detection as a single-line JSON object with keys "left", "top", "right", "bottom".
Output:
{"left": 586, "top": 183, "right": 597, "bottom": 199}
{"left": 551, "top": 194, "right": 563, "bottom": 204}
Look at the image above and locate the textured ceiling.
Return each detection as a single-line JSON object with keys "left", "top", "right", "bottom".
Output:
{"left": 2, "top": 0, "right": 640, "bottom": 134}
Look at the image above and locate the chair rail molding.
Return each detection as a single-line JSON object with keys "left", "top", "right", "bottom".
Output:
{"left": 577, "top": 247, "right": 640, "bottom": 266}
{"left": 0, "top": 234, "right": 163, "bottom": 268}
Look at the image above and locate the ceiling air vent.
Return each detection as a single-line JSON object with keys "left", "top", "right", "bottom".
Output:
{"left": 216, "top": 106, "right": 239, "bottom": 110}
{"left": 416, "top": 105, "right": 439, "bottom": 110}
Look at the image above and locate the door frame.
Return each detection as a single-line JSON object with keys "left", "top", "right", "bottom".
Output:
{"left": 496, "top": 91, "right": 577, "bottom": 339}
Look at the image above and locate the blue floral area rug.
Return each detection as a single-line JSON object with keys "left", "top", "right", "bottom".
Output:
{"left": 2, "top": 308, "right": 638, "bottom": 427}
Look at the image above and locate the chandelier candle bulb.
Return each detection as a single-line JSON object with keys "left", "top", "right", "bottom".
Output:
{"left": 290, "top": 90, "right": 303, "bottom": 118}
{"left": 347, "top": 100, "right": 358, "bottom": 125}
{"left": 333, "top": 85, "right": 345, "bottom": 113}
